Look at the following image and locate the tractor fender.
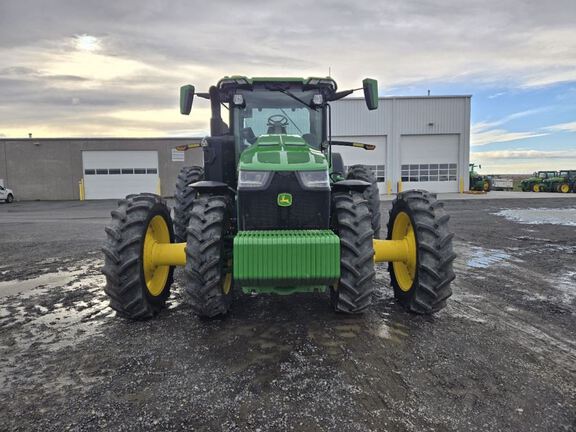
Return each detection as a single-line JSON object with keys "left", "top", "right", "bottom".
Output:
{"left": 332, "top": 179, "right": 370, "bottom": 193}
{"left": 189, "top": 180, "right": 235, "bottom": 195}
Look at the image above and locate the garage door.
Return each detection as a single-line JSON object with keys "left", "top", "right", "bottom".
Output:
{"left": 400, "top": 135, "right": 459, "bottom": 193}
{"left": 83, "top": 151, "right": 159, "bottom": 199}
{"left": 332, "top": 136, "right": 387, "bottom": 194}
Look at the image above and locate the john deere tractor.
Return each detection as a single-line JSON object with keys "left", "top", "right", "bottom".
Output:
{"left": 101, "top": 76, "right": 455, "bottom": 319}
{"left": 520, "top": 171, "right": 557, "bottom": 192}
{"left": 540, "top": 170, "right": 576, "bottom": 193}
{"left": 469, "top": 163, "right": 492, "bottom": 192}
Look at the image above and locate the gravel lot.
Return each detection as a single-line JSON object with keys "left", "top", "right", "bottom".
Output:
{"left": 1, "top": 197, "right": 575, "bottom": 431}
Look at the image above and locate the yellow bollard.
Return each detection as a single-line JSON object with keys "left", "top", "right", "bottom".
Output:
{"left": 397, "top": 181, "right": 403, "bottom": 193}
{"left": 79, "top": 179, "right": 85, "bottom": 201}
{"left": 386, "top": 180, "right": 392, "bottom": 195}
{"left": 459, "top": 178, "right": 465, "bottom": 193}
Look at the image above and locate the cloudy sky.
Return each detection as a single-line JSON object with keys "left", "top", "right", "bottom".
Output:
{"left": 1, "top": 0, "right": 575, "bottom": 173}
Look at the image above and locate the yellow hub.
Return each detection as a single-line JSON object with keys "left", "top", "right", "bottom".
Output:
{"left": 373, "top": 212, "right": 417, "bottom": 292}
{"left": 483, "top": 181, "right": 490, "bottom": 192}
{"left": 560, "top": 183, "right": 570, "bottom": 193}
{"left": 143, "top": 215, "right": 173, "bottom": 296}
{"left": 532, "top": 184, "right": 540, "bottom": 192}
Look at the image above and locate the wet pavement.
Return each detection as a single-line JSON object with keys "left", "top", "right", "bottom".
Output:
{"left": 0, "top": 197, "right": 575, "bottom": 431}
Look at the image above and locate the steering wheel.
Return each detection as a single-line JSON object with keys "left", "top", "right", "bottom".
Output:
{"left": 267, "top": 114, "right": 289, "bottom": 127}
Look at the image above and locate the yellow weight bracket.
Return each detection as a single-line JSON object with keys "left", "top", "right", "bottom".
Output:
{"left": 373, "top": 211, "right": 417, "bottom": 291}
{"left": 142, "top": 216, "right": 186, "bottom": 296}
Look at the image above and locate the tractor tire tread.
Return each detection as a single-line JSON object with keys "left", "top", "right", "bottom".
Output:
{"left": 387, "top": 189, "right": 455, "bottom": 315}
{"left": 174, "top": 166, "right": 204, "bottom": 243}
{"left": 184, "top": 195, "right": 232, "bottom": 318}
{"left": 346, "top": 164, "right": 382, "bottom": 238}
{"left": 330, "top": 191, "right": 375, "bottom": 314}
{"left": 101, "top": 193, "right": 173, "bottom": 320}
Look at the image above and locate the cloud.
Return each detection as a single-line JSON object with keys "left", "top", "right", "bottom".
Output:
{"left": 545, "top": 121, "right": 576, "bottom": 132}
{"left": 471, "top": 129, "right": 548, "bottom": 146}
{"left": 0, "top": 0, "right": 576, "bottom": 137}
{"left": 472, "top": 149, "right": 576, "bottom": 159}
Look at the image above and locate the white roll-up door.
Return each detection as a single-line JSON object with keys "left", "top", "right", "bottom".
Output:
{"left": 400, "top": 135, "right": 459, "bottom": 193}
{"left": 82, "top": 151, "right": 159, "bottom": 199}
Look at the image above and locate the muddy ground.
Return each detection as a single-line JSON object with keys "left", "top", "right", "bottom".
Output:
{"left": 0, "top": 198, "right": 575, "bottom": 431}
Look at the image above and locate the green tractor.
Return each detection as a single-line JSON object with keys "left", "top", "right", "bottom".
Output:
{"left": 469, "top": 163, "right": 492, "bottom": 192}
{"left": 540, "top": 169, "right": 576, "bottom": 193}
{"left": 520, "top": 171, "right": 558, "bottom": 192}
{"left": 101, "top": 76, "right": 455, "bottom": 319}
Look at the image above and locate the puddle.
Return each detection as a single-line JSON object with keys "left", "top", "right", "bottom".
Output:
{"left": 0, "top": 272, "right": 78, "bottom": 297}
{"left": 495, "top": 208, "right": 576, "bottom": 226}
{"left": 466, "top": 246, "right": 512, "bottom": 269}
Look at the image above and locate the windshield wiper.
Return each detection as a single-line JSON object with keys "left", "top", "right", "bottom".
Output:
{"left": 272, "top": 88, "right": 318, "bottom": 112}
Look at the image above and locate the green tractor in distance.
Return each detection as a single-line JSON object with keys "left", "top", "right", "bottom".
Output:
{"left": 469, "top": 163, "right": 492, "bottom": 192}
{"left": 540, "top": 169, "right": 576, "bottom": 193}
{"left": 520, "top": 171, "right": 558, "bottom": 192}
{"left": 101, "top": 76, "right": 455, "bottom": 319}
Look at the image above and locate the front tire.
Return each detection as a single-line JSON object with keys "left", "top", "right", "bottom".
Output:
{"left": 346, "top": 165, "right": 382, "bottom": 238}
{"left": 101, "top": 193, "right": 174, "bottom": 320}
{"left": 6, "top": 194, "right": 14, "bottom": 203}
{"left": 184, "top": 195, "right": 233, "bottom": 318}
{"left": 388, "top": 190, "right": 455, "bottom": 314}
{"left": 173, "top": 166, "right": 204, "bottom": 242}
{"left": 330, "top": 191, "right": 375, "bottom": 313}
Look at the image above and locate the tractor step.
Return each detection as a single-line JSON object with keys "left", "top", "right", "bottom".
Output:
{"left": 233, "top": 230, "right": 340, "bottom": 287}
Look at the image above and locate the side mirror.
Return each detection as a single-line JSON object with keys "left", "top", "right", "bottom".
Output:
{"left": 362, "top": 78, "right": 378, "bottom": 111}
{"left": 180, "top": 84, "right": 195, "bottom": 115}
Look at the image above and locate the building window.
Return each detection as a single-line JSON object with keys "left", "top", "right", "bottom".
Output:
{"left": 402, "top": 163, "right": 458, "bottom": 182}
{"left": 85, "top": 167, "right": 158, "bottom": 175}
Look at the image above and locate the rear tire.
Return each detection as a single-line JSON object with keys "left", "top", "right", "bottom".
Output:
{"left": 346, "top": 165, "right": 382, "bottom": 238}
{"left": 330, "top": 191, "right": 375, "bottom": 314}
{"left": 388, "top": 190, "right": 455, "bottom": 314}
{"left": 173, "top": 166, "right": 204, "bottom": 242}
{"left": 184, "top": 195, "right": 233, "bottom": 318}
{"left": 101, "top": 193, "right": 174, "bottom": 319}
{"left": 559, "top": 183, "right": 570, "bottom": 193}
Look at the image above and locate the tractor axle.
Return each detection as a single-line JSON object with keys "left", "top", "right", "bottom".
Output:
{"left": 147, "top": 239, "right": 412, "bottom": 268}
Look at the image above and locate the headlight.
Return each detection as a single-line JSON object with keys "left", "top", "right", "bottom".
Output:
{"left": 238, "top": 170, "right": 272, "bottom": 189}
{"left": 297, "top": 170, "right": 330, "bottom": 189}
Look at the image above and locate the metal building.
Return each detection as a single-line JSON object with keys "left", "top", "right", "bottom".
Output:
{"left": 0, "top": 95, "right": 470, "bottom": 200}
{"left": 331, "top": 95, "right": 471, "bottom": 194}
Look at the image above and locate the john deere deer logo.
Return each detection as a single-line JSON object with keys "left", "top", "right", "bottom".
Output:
{"left": 277, "top": 193, "right": 292, "bottom": 207}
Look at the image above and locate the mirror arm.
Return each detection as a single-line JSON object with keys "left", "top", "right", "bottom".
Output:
{"left": 197, "top": 92, "right": 210, "bottom": 99}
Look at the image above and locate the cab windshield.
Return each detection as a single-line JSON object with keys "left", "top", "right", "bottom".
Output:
{"left": 232, "top": 89, "right": 323, "bottom": 153}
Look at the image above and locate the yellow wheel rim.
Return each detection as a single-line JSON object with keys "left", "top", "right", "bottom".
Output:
{"left": 392, "top": 212, "right": 417, "bottom": 292}
{"left": 533, "top": 184, "right": 540, "bottom": 192}
{"left": 561, "top": 184, "right": 570, "bottom": 193}
{"left": 483, "top": 181, "right": 490, "bottom": 191}
{"left": 143, "top": 215, "right": 171, "bottom": 296}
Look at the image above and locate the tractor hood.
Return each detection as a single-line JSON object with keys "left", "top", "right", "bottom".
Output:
{"left": 238, "top": 134, "right": 328, "bottom": 172}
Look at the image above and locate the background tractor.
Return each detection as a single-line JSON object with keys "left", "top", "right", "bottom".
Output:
{"left": 469, "top": 163, "right": 492, "bottom": 192}
{"left": 520, "top": 171, "right": 558, "bottom": 192}
{"left": 540, "top": 169, "right": 576, "bottom": 193}
{"left": 102, "top": 76, "right": 455, "bottom": 319}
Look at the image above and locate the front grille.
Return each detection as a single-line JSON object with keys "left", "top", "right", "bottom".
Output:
{"left": 238, "top": 172, "right": 330, "bottom": 230}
